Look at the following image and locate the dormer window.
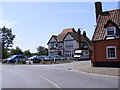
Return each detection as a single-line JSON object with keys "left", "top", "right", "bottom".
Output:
{"left": 106, "top": 27, "right": 116, "bottom": 36}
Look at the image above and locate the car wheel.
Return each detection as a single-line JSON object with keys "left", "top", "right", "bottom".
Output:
{"left": 9, "top": 60, "right": 16, "bottom": 63}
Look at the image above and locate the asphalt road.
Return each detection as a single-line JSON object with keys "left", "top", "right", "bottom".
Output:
{"left": 1, "top": 61, "right": 119, "bottom": 88}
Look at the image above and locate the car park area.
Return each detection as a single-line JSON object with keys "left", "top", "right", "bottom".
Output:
{"left": 1, "top": 55, "right": 73, "bottom": 64}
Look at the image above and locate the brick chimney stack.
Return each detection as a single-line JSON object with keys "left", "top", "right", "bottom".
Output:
{"left": 77, "top": 28, "right": 81, "bottom": 35}
{"left": 83, "top": 31, "right": 86, "bottom": 37}
{"left": 78, "top": 28, "right": 81, "bottom": 49}
{"left": 95, "top": 2, "right": 102, "bottom": 21}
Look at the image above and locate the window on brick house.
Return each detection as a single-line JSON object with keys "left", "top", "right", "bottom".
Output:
{"left": 106, "top": 27, "right": 116, "bottom": 36}
{"left": 106, "top": 46, "right": 116, "bottom": 59}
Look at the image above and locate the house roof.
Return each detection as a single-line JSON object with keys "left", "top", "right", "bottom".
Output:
{"left": 47, "top": 28, "right": 75, "bottom": 44}
{"left": 48, "top": 28, "right": 92, "bottom": 49}
{"left": 47, "top": 35, "right": 57, "bottom": 44}
{"left": 92, "top": 9, "right": 120, "bottom": 41}
{"left": 67, "top": 32, "right": 80, "bottom": 41}
{"left": 53, "top": 35, "right": 57, "bottom": 40}
{"left": 57, "top": 28, "right": 76, "bottom": 42}
{"left": 63, "top": 32, "right": 92, "bottom": 49}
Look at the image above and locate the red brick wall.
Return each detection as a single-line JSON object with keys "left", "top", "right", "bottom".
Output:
{"left": 92, "top": 39, "right": 120, "bottom": 62}
{"left": 107, "top": 23, "right": 113, "bottom": 27}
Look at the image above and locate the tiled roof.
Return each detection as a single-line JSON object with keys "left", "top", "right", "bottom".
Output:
{"left": 69, "top": 32, "right": 80, "bottom": 41}
{"left": 57, "top": 28, "right": 76, "bottom": 42}
{"left": 92, "top": 9, "right": 120, "bottom": 41}
{"left": 64, "top": 32, "right": 92, "bottom": 49}
{"left": 48, "top": 28, "right": 92, "bottom": 49}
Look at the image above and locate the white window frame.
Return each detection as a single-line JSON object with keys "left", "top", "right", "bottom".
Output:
{"left": 106, "top": 46, "right": 116, "bottom": 59}
{"left": 106, "top": 27, "right": 116, "bottom": 36}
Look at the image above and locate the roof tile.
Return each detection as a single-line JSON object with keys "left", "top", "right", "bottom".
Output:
{"left": 92, "top": 9, "right": 120, "bottom": 41}
{"left": 57, "top": 28, "right": 76, "bottom": 42}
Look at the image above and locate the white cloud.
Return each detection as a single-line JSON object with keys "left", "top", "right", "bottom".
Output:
{"left": 0, "top": 19, "right": 16, "bottom": 28}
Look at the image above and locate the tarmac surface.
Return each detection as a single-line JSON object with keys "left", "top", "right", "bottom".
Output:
{"left": 72, "top": 61, "right": 119, "bottom": 77}
{"left": 1, "top": 62, "right": 119, "bottom": 88}
{"left": 0, "top": 61, "right": 119, "bottom": 77}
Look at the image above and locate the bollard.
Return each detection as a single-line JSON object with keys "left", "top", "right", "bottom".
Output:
{"left": 30, "top": 61, "right": 33, "bottom": 64}
{"left": 7, "top": 60, "right": 9, "bottom": 64}
{"left": 54, "top": 57, "right": 56, "bottom": 63}
{"left": 26, "top": 60, "right": 29, "bottom": 64}
{"left": 15, "top": 59, "right": 18, "bottom": 64}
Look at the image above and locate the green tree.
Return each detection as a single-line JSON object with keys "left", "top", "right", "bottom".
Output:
{"left": 37, "top": 46, "right": 48, "bottom": 55}
{"left": 10, "top": 47, "right": 23, "bottom": 55}
{"left": 23, "top": 50, "right": 31, "bottom": 57}
{"left": 0, "top": 26, "right": 15, "bottom": 59}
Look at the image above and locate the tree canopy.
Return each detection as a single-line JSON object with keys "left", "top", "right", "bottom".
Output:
{"left": 0, "top": 26, "right": 15, "bottom": 59}
{"left": 10, "top": 47, "right": 23, "bottom": 55}
{"left": 37, "top": 46, "right": 48, "bottom": 55}
{"left": 23, "top": 50, "right": 31, "bottom": 57}
{"left": 0, "top": 26, "right": 15, "bottom": 48}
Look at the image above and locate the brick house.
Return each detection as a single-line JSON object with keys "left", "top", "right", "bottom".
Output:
{"left": 47, "top": 28, "right": 92, "bottom": 60}
{"left": 92, "top": 2, "right": 120, "bottom": 67}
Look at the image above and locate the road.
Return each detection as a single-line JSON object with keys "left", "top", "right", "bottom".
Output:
{"left": 0, "top": 61, "right": 119, "bottom": 88}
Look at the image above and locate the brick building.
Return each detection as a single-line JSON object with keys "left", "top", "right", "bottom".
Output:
{"left": 92, "top": 2, "right": 120, "bottom": 67}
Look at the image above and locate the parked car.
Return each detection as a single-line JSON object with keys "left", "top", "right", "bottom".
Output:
{"left": 4, "top": 54, "right": 26, "bottom": 63}
{"left": 49, "top": 56, "right": 65, "bottom": 62}
{"left": 48, "top": 56, "right": 54, "bottom": 61}
{"left": 38, "top": 55, "right": 50, "bottom": 61}
{"left": 28, "top": 55, "right": 41, "bottom": 63}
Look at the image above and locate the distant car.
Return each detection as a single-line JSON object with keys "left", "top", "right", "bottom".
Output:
{"left": 55, "top": 56, "right": 64, "bottom": 60}
{"left": 4, "top": 54, "right": 26, "bottom": 63}
{"left": 49, "top": 56, "right": 65, "bottom": 61}
{"left": 28, "top": 55, "right": 41, "bottom": 63}
{"left": 74, "top": 55, "right": 82, "bottom": 61}
{"left": 38, "top": 55, "right": 50, "bottom": 61}
{"left": 48, "top": 56, "right": 54, "bottom": 61}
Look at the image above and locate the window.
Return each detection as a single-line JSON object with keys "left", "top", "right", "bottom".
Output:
{"left": 51, "top": 43, "right": 57, "bottom": 49}
{"left": 106, "top": 27, "right": 116, "bottom": 36}
{"left": 58, "top": 44, "right": 62, "bottom": 48}
{"left": 65, "top": 41, "right": 73, "bottom": 48}
{"left": 106, "top": 46, "right": 116, "bottom": 59}
{"left": 56, "top": 43, "right": 58, "bottom": 47}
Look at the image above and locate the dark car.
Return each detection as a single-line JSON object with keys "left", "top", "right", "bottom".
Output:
{"left": 38, "top": 55, "right": 50, "bottom": 61}
{"left": 28, "top": 55, "right": 41, "bottom": 63}
{"left": 4, "top": 54, "right": 26, "bottom": 63}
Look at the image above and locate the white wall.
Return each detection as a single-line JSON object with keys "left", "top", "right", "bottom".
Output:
{"left": 49, "top": 37, "right": 56, "bottom": 42}
{"left": 64, "top": 34, "right": 74, "bottom": 40}
{"left": 63, "top": 34, "right": 79, "bottom": 59}
{"left": 48, "top": 37, "right": 57, "bottom": 50}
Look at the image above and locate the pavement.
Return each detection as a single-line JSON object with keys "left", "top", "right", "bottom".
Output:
{"left": 72, "top": 61, "right": 119, "bottom": 77}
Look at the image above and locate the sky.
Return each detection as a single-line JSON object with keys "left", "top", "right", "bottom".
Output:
{"left": 0, "top": 0, "right": 119, "bottom": 53}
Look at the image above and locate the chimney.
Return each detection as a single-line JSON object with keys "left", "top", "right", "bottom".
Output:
{"left": 77, "top": 28, "right": 81, "bottom": 35}
{"left": 77, "top": 28, "right": 81, "bottom": 49}
{"left": 83, "top": 31, "right": 86, "bottom": 37}
{"left": 95, "top": 2, "right": 102, "bottom": 21}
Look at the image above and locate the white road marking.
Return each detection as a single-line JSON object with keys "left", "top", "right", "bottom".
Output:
{"left": 39, "top": 75, "right": 60, "bottom": 88}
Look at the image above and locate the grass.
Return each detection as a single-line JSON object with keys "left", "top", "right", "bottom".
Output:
{"left": 2, "top": 60, "right": 74, "bottom": 65}
{"left": 40, "top": 60, "right": 74, "bottom": 64}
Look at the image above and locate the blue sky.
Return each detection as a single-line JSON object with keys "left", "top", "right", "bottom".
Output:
{"left": 0, "top": 1, "right": 119, "bottom": 53}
